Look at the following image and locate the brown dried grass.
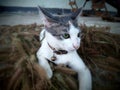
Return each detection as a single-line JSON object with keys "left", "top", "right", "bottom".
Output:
{"left": 0, "top": 24, "right": 120, "bottom": 90}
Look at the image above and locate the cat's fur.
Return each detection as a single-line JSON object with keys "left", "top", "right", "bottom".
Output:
{"left": 36, "top": 6, "right": 92, "bottom": 90}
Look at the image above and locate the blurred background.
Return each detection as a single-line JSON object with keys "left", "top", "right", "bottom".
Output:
{"left": 0, "top": 0, "right": 120, "bottom": 33}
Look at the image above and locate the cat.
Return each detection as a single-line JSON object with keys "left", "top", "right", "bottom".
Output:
{"left": 36, "top": 6, "right": 92, "bottom": 90}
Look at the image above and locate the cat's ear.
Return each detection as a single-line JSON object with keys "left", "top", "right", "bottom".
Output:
{"left": 70, "top": 8, "right": 83, "bottom": 20}
{"left": 37, "top": 6, "right": 58, "bottom": 27}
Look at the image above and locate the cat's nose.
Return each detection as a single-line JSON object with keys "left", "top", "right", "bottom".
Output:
{"left": 73, "top": 44, "right": 79, "bottom": 49}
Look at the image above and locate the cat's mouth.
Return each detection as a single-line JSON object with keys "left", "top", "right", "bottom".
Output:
{"left": 68, "top": 48, "right": 78, "bottom": 52}
{"left": 55, "top": 48, "right": 77, "bottom": 54}
{"left": 67, "top": 45, "right": 80, "bottom": 52}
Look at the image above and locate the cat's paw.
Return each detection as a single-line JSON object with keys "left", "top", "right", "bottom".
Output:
{"left": 46, "top": 68, "right": 53, "bottom": 79}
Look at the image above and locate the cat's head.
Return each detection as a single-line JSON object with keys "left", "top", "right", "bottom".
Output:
{"left": 38, "top": 6, "right": 83, "bottom": 52}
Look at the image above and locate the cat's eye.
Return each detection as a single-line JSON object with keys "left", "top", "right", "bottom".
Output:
{"left": 77, "top": 32, "right": 81, "bottom": 37}
{"left": 62, "top": 33, "right": 70, "bottom": 39}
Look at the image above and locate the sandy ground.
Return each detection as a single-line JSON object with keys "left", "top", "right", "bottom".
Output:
{"left": 0, "top": 13, "right": 120, "bottom": 34}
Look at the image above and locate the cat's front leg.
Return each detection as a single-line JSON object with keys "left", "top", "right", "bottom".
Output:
{"left": 69, "top": 58, "right": 92, "bottom": 90}
{"left": 36, "top": 53, "right": 53, "bottom": 79}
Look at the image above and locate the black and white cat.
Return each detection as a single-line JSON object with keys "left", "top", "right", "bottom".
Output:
{"left": 37, "top": 6, "right": 92, "bottom": 90}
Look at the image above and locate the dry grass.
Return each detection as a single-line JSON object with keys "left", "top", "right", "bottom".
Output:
{"left": 0, "top": 23, "right": 120, "bottom": 90}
